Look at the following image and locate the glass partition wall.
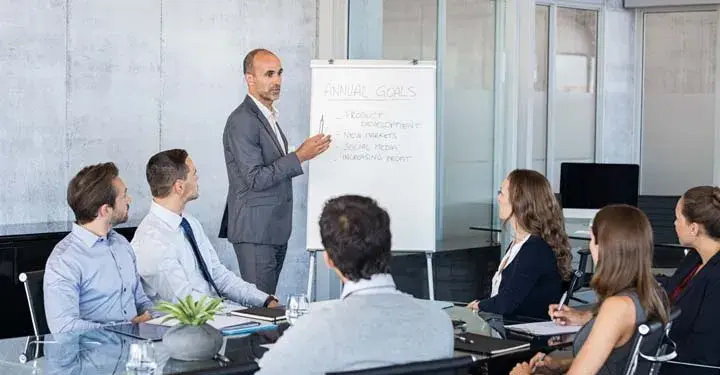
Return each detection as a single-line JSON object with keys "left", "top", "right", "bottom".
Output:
{"left": 348, "top": 0, "right": 503, "bottom": 244}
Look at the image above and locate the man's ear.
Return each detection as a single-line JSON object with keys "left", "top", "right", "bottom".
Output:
{"left": 172, "top": 179, "right": 184, "bottom": 196}
{"left": 245, "top": 73, "right": 254, "bottom": 87}
{"left": 98, "top": 203, "right": 112, "bottom": 219}
{"left": 323, "top": 251, "right": 334, "bottom": 269}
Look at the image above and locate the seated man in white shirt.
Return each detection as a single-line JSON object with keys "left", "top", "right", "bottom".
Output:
{"left": 131, "top": 149, "right": 279, "bottom": 309}
{"left": 257, "top": 195, "right": 453, "bottom": 375}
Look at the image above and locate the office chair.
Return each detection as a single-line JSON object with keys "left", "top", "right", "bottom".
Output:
{"left": 326, "top": 355, "right": 478, "bottom": 375}
{"left": 623, "top": 306, "right": 682, "bottom": 375}
{"left": 18, "top": 270, "right": 49, "bottom": 336}
{"left": 562, "top": 249, "right": 592, "bottom": 305}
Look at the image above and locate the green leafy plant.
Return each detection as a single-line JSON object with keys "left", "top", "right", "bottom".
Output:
{"left": 156, "top": 295, "right": 223, "bottom": 326}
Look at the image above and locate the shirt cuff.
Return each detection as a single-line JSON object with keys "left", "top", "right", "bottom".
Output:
{"left": 263, "top": 295, "right": 279, "bottom": 307}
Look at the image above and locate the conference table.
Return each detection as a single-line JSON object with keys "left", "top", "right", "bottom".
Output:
{"left": 0, "top": 304, "right": 574, "bottom": 375}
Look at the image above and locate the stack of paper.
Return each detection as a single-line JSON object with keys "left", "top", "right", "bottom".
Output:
{"left": 504, "top": 321, "right": 582, "bottom": 336}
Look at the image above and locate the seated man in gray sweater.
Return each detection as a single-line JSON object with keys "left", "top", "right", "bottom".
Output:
{"left": 257, "top": 195, "right": 453, "bottom": 375}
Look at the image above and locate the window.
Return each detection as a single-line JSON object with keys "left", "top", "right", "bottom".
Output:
{"left": 641, "top": 11, "right": 717, "bottom": 195}
{"left": 550, "top": 7, "right": 598, "bottom": 190}
{"left": 533, "top": 5, "right": 550, "bottom": 175}
{"left": 348, "top": 0, "right": 500, "bottom": 239}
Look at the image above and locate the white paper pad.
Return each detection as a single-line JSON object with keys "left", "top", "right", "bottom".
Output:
{"left": 505, "top": 321, "right": 582, "bottom": 336}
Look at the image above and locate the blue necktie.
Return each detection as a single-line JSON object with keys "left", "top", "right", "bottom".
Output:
{"left": 180, "top": 218, "right": 222, "bottom": 298}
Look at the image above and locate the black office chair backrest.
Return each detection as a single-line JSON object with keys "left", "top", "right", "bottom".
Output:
{"left": 623, "top": 306, "right": 682, "bottom": 375}
{"left": 326, "top": 355, "right": 477, "bottom": 375}
{"left": 560, "top": 249, "right": 592, "bottom": 305}
{"left": 18, "top": 270, "right": 49, "bottom": 336}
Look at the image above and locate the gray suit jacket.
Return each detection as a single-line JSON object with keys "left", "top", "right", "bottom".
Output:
{"left": 220, "top": 95, "right": 303, "bottom": 245}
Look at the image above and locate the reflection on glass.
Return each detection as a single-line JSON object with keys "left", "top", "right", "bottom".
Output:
{"left": 443, "top": 0, "right": 496, "bottom": 234}
{"left": 552, "top": 8, "right": 598, "bottom": 191}
{"left": 641, "top": 12, "right": 717, "bottom": 194}
{"left": 348, "top": 0, "right": 437, "bottom": 60}
{"left": 382, "top": 0, "right": 437, "bottom": 60}
{"left": 534, "top": 5, "right": 550, "bottom": 175}
{"left": 44, "top": 329, "right": 133, "bottom": 375}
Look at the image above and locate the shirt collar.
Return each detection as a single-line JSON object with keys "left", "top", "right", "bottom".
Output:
{"left": 71, "top": 223, "right": 107, "bottom": 248}
{"left": 249, "top": 94, "right": 278, "bottom": 120}
{"left": 340, "top": 273, "right": 397, "bottom": 299}
{"left": 150, "top": 201, "right": 183, "bottom": 229}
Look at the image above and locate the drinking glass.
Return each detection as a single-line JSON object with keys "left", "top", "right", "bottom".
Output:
{"left": 125, "top": 340, "right": 157, "bottom": 374}
{"left": 285, "top": 294, "right": 309, "bottom": 325}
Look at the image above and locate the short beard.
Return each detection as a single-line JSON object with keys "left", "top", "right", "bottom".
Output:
{"left": 110, "top": 207, "right": 129, "bottom": 226}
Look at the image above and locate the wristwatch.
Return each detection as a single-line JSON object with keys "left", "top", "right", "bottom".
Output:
{"left": 263, "top": 295, "right": 279, "bottom": 307}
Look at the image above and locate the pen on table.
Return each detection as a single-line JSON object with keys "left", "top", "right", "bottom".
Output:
{"left": 455, "top": 335, "right": 474, "bottom": 344}
{"left": 319, "top": 115, "right": 324, "bottom": 134}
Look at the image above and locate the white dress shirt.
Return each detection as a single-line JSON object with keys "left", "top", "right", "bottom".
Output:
{"left": 131, "top": 202, "right": 268, "bottom": 308}
{"left": 249, "top": 94, "right": 286, "bottom": 154}
{"left": 491, "top": 234, "right": 531, "bottom": 297}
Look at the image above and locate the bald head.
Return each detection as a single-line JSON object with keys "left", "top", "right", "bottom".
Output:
{"left": 244, "top": 49, "right": 283, "bottom": 106}
{"left": 243, "top": 49, "right": 277, "bottom": 75}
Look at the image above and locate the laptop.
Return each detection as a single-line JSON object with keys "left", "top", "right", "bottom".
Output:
{"left": 104, "top": 323, "right": 170, "bottom": 341}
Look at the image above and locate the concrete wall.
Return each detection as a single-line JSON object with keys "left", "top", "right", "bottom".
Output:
{"left": 0, "top": 0, "right": 317, "bottom": 300}
{"left": 601, "top": 0, "right": 640, "bottom": 165}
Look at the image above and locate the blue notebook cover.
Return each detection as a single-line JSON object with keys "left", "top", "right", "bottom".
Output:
{"left": 221, "top": 323, "right": 277, "bottom": 336}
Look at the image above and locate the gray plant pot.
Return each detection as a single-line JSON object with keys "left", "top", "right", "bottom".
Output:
{"left": 162, "top": 324, "right": 223, "bottom": 361}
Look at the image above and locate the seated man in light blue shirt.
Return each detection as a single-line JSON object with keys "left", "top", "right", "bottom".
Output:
{"left": 131, "top": 149, "right": 277, "bottom": 309}
{"left": 44, "top": 162, "right": 155, "bottom": 334}
{"left": 257, "top": 195, "right": 454, "bottom": 375}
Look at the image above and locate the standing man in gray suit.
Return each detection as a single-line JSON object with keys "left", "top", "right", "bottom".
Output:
{"left": 220, "top": 48, "right": 331, "bottom": 294}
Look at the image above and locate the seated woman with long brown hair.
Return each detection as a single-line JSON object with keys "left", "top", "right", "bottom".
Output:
{"left": 511, "top": 205, "right": 670, "bottom": 375}
{"left": 467, "top": 169, "right": 572, "bottom": 319}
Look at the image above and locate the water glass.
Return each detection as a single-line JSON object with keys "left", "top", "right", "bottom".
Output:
{"left": 126, "top": 340, "right": 157, "bottom": 374}
{"left": 286, "top": 293, "right": 309, "bottom": 325}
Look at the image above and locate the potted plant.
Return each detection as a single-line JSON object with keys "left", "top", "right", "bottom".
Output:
{"left": 156, "top": 295, "right": 224, "bottom": 361}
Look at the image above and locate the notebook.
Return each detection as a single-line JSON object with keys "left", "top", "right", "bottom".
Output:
{"left": 454, "top": 333, "right": 530, "bottom": 356}
{"left": 504, "top": 321, "right": 582, "bottom": 336}
{"left": 147, "top": 314, "right": 259, "bottom": 330}
{"left": 230, "top": 307, "right": 287, "bottom": 323}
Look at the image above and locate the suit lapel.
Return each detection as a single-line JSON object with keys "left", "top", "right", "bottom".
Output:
{"left": 674, "top": 251, "right": 720, "bottom": 304}
{"left": 243, "top": 95, "right": 285, "bottom": 156}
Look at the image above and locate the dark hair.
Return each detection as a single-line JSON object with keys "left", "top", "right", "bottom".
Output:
{"left": 146, "top": 149, "right": 189, "bottom": 198}
{"left": 319, "top": 195, "right": 392, "bottom": 282}
{"left": 243, "top": 48, "right": 274, "bottom": 75}
{"left": 591, "top": 204, "right": 669, "bottom": 324}
{"left": 67, "top": 162, "right": 119, "bottom": 225}
{"left": 681, "top": 186, "right": 720, "bottom": 240}
{"left": 506, "top": 169, "right": 573, "bottom": 281}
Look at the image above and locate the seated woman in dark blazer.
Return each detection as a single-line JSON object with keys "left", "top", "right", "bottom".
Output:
{"left": 512, "top": 205, "right": 670, "bottom": 375}
{"left": 467, "top": 169, "right": 572, "bottom": 319}
{"left": 660, "top": 186, "right": 720, "bottom": 375}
